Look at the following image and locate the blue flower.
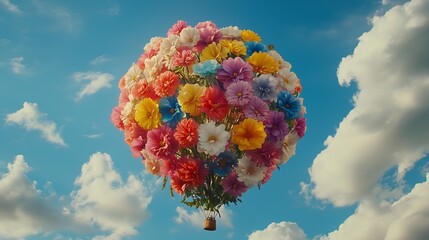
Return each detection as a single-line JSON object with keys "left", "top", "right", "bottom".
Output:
{"left": 245, "top": 41, "right": 267, "bottom": 56}
{"left": 192, "top": 59, "right": 221, "bottom": 77}
{"left": 159, "top": 96, "right": 184, "bottom": 128}
{"left": 209, "top": 151, "right": 237, "bottom": 177}
{"left": 252, "top": 74, "right": 278, "bottom": 102}
{"left": 276, "top": 91, "right": 301, "bottom": 120}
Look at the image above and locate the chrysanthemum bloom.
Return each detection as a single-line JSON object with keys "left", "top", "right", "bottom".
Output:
{"left": 200, "top": 42, "right": 229, "bottom": 62}
{"left": 268, "top": 50, "right": 292, "bottom": 70}
{"left": 154, "top": 71, "right": 180, "bottom": 97}
{"left": 177, "top": 83, "right": 206, "bottom": 116}
{"left": 135, "top": 98, "right": 162, "bottom": 130}
{"left": 111, "top": 106, "right": 124, "bottom": 130}
{"left": 197, "top": 121, "right": 230, "bottom": 156}
{"left": 159, "top": 96, "right": 184, "bottom": 128}
{"left": 295, "top": 117, "right": 306, "bottom": 138}
{"left": 225, "top": 81, "right": 254, "bottom": 107}
{"left": 243, "top": 96, "right": 269, "bottom": 121}
{"left": 264, "top": 111, "right": 289, "bottom": 143}
{"left": 200, "top": 87, "right": 230, "bottom": 121}
{"left": 132, "top": 79, "right": 159, "bottom": 100}
{"left": 195, "top": 22, "right": 222, "bottom": 53}
{"left": 171, "top": 48, "right": 197, "bottom": 67}
{"left": 179, "top": 27, "right": 200, "bottom": 48}
{"left": 217, "top": 57, "right": 254, "bottom": 87}
{"left": 277, "top": 68, "right": 300, "bottom": 92}
{"left": 235, "top": 155, "right": 267, "bottom": 187}
{"left": 248, "top": 142, "right": 282, "bottom": 167}
{"left": 220, "top": 40, "right": 246, "bottom": 56}
{"left": 240, "top": 30, "right": 262, "bottom": 42}
{"left": 167, "top": 20, "right": 188, "bottom": 36}
{"left": 245, "top": 41, "right": 267, "bottom": 56}
{"left": 141, "top": 149, "right": 163, "bottom": 175}
{"left": 171, "top": 157, "right": 209, "bottom": 194}
{"left": 174, "top": 118, "right": 199, "bottom": 148}
{"left": 231, "top": 118, "right": 266, "bottom": 151}
{"left": 252, "top": 74, "right": 279, "bottom": 102}
{"left": 145, "top": 125, "right": 179, "bottom": 159}
{"left": 276, "top": 91, "right": 302, "bottom": 120}
{"left": 247, "top": 52, "right": 279, "bottom": 74}
{"left": 124, "top": 64, "right": 143, "bottom": 91}
{"left": 279, "top": 132, "right": 299, "bottom": 165}
{"left": 222, "top": 172, "right": 247, "bottom": 197}
{"left": 209, "top": 151, "right": 237, "bottom": 177}
{"left": 192, "top": 60, "right": 221, "bottom": 77}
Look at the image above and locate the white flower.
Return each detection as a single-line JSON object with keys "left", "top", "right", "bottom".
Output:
{"left": 143, "top": 54, "right": 165, "bottom": 82}
{"left": 160, "top": 35, "right": 180, "bottom": 56}
{"left": 278, "top": 68, "right": 300, "bottom": 92}
{"left": 197, "top": 121, "right": 230, "bottom": 156}
{"left": 220, "top": 26, "right": 240, "bottom": 38}
{"left": 279, "top": 132, "right": 299, "bottom": 164}
{"left": 120, "top": 96, "right": 135, "bottom": 124}
{"left": 124, "top": 64, "right": 142, "bottom": 91}
{"left": 144, "top": 37, "right": 163, "bottom": 52}
{"left": 235, "top": 155, "right": 267, "bottom": 187}
{"left": 268, "top": 50, "right": 292, "bottom": 70}
{"left": 179, "top": 27, "right": 200, "bottom": 47}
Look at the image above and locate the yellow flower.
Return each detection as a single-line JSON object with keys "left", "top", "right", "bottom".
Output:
{"left": 247, "top": 52, "right": 280, "bottom": 74}
{"left": 220, "top": 40, "right": 247, "bottom": 56}
{"left": 231, "top": 118, "right": 267, "bottom": 151}
{"left": 240, "top": 30, "right": 262, "bottom": 42}
{"left": 135, "top": 98, "right": 162, "bottom": 130}
{"left": 200, "top": 42, "right": 229, "bottom": 62}
{"left": 177, "top": 83, "right": 206, "bottom": 116}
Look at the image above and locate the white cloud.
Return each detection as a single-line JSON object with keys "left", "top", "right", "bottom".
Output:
{"left": 174, "top": 205, "right": 233, "bottom": 229}
{"left": 73, "top": 71, "right": 114, "bottom": 100}
{"left": 248, "top": 222, "right": 307, "bottom": 240}
{"left": 309, "top": 0, "right": 429, "bottom": 206}
{"left": 0, "top": 155, "right": 82, "bottom": 239}
{"left": 71, "top": 152, "right": 152, "bottom": 240}
{"left": 83, "top": 133, "right": 101, "bottom": 139}
{"left": 90, "top": 55, "right": 111, "bottom": 65}
{"left": 5, "top": 102, "right": 66, "bottom": 146}
{"left": 10, "top": 57, "right": 25, "bottom": 74}
{"left": 322, "top": 173, "right": 429, "bottom": 240}
{"left": 0, "top": 0, "right": 21, "bottom": 13}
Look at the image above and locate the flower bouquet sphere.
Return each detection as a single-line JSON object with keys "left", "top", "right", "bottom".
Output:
{"left": 111, "top": 20, "right": 306, "bottom": 230}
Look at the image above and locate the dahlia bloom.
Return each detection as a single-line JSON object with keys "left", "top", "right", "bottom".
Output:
{"left": 217, "top": 57, "right": 253, "bottom": 87}
{"left": 145, "top": 125, "right": 179, "bottom": 159}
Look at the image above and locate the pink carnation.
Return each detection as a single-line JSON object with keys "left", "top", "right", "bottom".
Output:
{"left": 145, "top": 126, "right": 179, "bottom": 159}
{"left": 194, "top": 21, "right": 222, "bottom": 53}
{"left": 171, "top": 48, "right": 197, "bottom": 67}
{"left": 167, "top": 20, "right": 188, "bottom": 36}
{"left": 111, "top": 105, "right": 124, "bottom": 130}
{"left": 124, "top": 119, "right": 148, "bottom": 147}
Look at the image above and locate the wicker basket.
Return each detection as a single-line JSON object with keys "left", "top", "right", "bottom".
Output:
{"left": 204, "top": 217, "right": 216, "bottom": 231}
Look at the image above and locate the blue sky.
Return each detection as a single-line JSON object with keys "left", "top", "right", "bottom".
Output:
{"left": 1, "top": 0, "right": 429, "bottom": 239}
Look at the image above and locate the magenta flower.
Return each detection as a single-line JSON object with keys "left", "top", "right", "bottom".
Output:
{"left": 264, "top": 110, "right": 289, "bottom": 143}
{"left": 222, "top": 172, "right": 247, "bottom": 197}
{"left": 194, "top": 22, "right": 222, "bottom": 52}
{"left": 131, "top": 136, "right": 145, "bottom": 158}
{"left": 243, "top": 96, "right": 269, "bottom": 121}
{"left": 295, "top": 117, "right": 307, "bottom": 138}
{"left": 248, "top": 142, "right": 282, "bottom": 167}
{"left": 225, "top": 81, "right": 254, "bottom": 106}
{"left": 217, "top": 57, "right": 254, "bottom": 88}
{"left": 145, "top": 126, "right": 179, "bottom": 159}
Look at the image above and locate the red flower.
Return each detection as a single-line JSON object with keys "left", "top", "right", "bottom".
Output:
{"left": 174, "top": 118, "right": 199, "bottom": 148}
{"left": 200, "top": 87, "right": 230, "bottom": 121}
{"left": 170, "top": 157, "right": 208, "bottom": 194}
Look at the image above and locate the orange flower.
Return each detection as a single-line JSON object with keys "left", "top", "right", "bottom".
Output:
{"left": 154, "top": 71, "right": 180, "bottom": 97}
{"left": 174, "top": 118, "right": 199, "bottom": 147}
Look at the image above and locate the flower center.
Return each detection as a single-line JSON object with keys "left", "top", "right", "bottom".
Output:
{"left": 208, "top": 136, "right": 217, "bottom": 143}
{"left": 285, "top": 104, "right": 290, "bottom": 108}
{"left": 233, "top": 72, "right": 238, "bottom": 77}
{"left": 170, "top": 108, "right": 176, "bottom": 114}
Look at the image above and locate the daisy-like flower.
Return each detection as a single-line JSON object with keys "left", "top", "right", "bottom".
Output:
{"left": 177, "top": 83, "right": 206, "bottom": 116}
{"left": 243, "top": 96, "right": 269, "bottom": 121}
{"left": 167, "top": 20, "right": 188, "bottom": 36}
{"left": 154, "top": 71, "right": 180, "bottom": 97}
{"left": 200, "top": 42, "right": 229, "bottom": 62}
{"left": 277, "top": 68, "right": 300, "bottom": 92}
{"left": 222, "top": 172, "right": 247, "bottom": 197}
{"left": 264, "top": 111, "right": 289, "bottom": 143}
{"left": 124, "top": 64, "right": 143, "bottom": 91}
{"left": 279, "top": 132, "right": 299, "bottom": 164}
{"left": 235, "top": 155, "right": 267, "bottom": 187}
{"left": 179, "top": 27, "right": 200, "bottom": 48}
{"left": 231, "top": 118, "right": 266, "bottom": 151}
{"left": 240, "top": 30, "right": 262, "bottom": 42}
{"left": 225, "top": 81, "right": 254, "bottom": 106}
{"left": 197, "top": 121, "right": 230, "bottom": 156}
{"left": 276, "top": 90, "right": 302, "bottom": 120}
{"left": 209, "top": 151, "right": 238, "bottom": 177}
{"left": 145, "top": 125, "right": 179, "bottom": 159}
{"left": 220, "top": 26, "right": 241, "bottom": 39}
{"left": 217, "top": 57, "right": 254, "bottom": 87}
{"left": 159, "top": 96, "right": 184, "bottom": 128}
{"left": 220, "top": 40, "right": 247, "bottom": 56}
{"left": 245, "top": 41, "right": 267, "bottom": 56}
{"left": 134, "top": 98, "right": 162, "bottom": 130}
{"left": 200, "top": 86, "right": 230, "bottom": 121}
{"left": 248, "top": 142, "right": 282, "bottom": 167}
{"left": 192, "top": 59, "right": 221, "bottom": 77}
{"left": 252, "top": 74, "right": 279, "bottom": 102}
{"left": 174, "top": 118, "right": 199, "bottom": 148}
{"left": 141, "top": 149, "right": 163, "bottom": 175}
{"left": 247, "top": 52, "right": 279, "bottom": 74}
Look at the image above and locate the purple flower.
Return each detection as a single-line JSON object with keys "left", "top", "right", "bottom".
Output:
{"left": 264, "top": 111, "right": 289, "bottom": 143}
{"left": 243, "top": 96, "right": 269, "bottom": 121}
{"left": 217, "top": 57, "right": 254, "bottom": 88}
{"left": 194, "top": 22, "right": 222, "bottom": 53}
{"left": 295, "top": 117, "right": 306, "bottom": 138}
{"left": 248, "top": 142, "right": 282, "bottom": 167}
{"left": 252, "top": 74, "right": 279, "bottom": 102}
{"left": 225, "top": 81, "right": 254, "bottom": 106}
{"left": 222, "top": 172, "right": 247, "bottom": 197}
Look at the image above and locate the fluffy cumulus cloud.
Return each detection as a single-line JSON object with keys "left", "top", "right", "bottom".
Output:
{"left": 309, "top": 0, "right": 429, "bottom": 206}
{"left": 0, "top": 155, "right": 80, "bottom": 239}
{"left": 0, "top": 0, "right": 21, "bottom": 13}
{"left": 5, "top": 102, "right": 66, "bottom": 146}
{"left": 10, "top": 56, "right": 25, "bottom": 74}
{"left": 73, "top": 71, "right": 114, "bottom": 100}
{"left": 175, "top": 205, "right": 233, "bottom": 229}
{"left": 71, "top": 152, "right": 152, "bottom": 240}
{"left": 248, "top": 222, "right": 307, "bottom": 240}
